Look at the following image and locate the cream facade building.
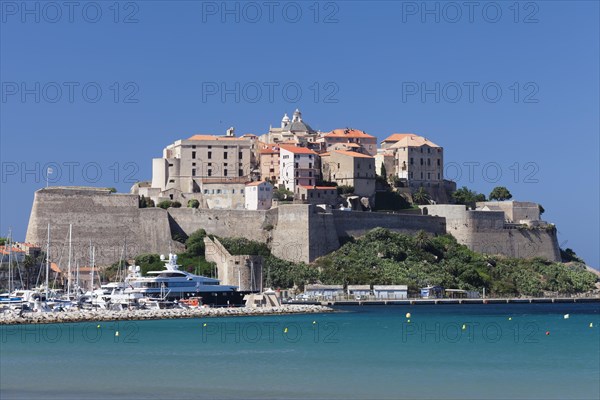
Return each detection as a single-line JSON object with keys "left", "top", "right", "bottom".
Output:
{"left": 258, "top": 144, "right": 280, "bottom": 183}
{"left": 321, "top": 150, "right": 376, "bottom": 197}
{"left": 320, "top": 128, "right": 378, "bottom": 156}
{"left": 381, "top": 133, "right": 444, "bottom": 185}
{"left": 141, "top": 132, "right": 256, "bottom": 204}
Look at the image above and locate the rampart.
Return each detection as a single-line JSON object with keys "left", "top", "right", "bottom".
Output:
{"left": 423, "top": 205, "right": 561, "bottom": 261}
{"left": 25, "top": 187, "right": 561, "bottom": 266}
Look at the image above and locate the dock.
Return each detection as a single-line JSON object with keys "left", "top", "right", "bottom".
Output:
{"left": 286, "top": 297, "right": 600, "bottom": 307}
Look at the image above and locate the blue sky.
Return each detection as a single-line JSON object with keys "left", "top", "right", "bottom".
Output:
{"left": 1, "top": 1, "right": 598, "bottom": 268}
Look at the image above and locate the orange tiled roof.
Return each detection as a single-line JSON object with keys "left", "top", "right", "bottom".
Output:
{"left": 332, "top": 150, "right": 374, "bottom": 159}
{"left": 279, "top": 144, "right": 318, "bottom": 155}
{"left": 382, "top": 133, "right": 418, "bottom": 143}
{"left": 50, "top": 262, "right": 61, "bottom": 273}
{"left": 325, "top": 128, "right": 376, "bottom": 139}
{"left": 0, "top": 246, "right": 25, "bottom": 255}
{"left": 389, "top": 135, "right": 440, "bottom": 148}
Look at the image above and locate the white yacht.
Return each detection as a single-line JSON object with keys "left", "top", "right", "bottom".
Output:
{"left": 124, "top": 253, "right": 243, "bottom": 305}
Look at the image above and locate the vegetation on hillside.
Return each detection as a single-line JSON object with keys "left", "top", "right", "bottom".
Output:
{"left": 215, "top": 229, "right": 598, "bottom": 297}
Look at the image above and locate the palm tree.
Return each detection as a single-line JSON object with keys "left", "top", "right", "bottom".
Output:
{"left": 412, "top": 187, "right": 431, "bottom": 205}
{"left": 414, "top": 230, "right": 432, "bottom": 250}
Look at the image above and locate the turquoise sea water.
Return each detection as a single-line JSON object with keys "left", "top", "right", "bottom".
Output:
{"left": 1, "top": 303, "right": 599, "bottom": 400}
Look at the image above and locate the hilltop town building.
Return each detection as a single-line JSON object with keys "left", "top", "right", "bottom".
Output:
{"left": 381, "top": 133, "right": 444, "bottom": 185}
{"left": 320, "top": 128, "right": 378, "bottom": 156}
{"left": 321, "top": 150, "right": 376, "bottom": 197}
{"left": 245, "top": 181, "right": 273, "bottom": 210}
{"left": 259, "top": 109, "right": 320, "bottom": 146}
{"left": 258, "top": 144, "right": 280, "bottom": 182}
{"left": 278, "top": 144, "right": 320, "bottom": 192}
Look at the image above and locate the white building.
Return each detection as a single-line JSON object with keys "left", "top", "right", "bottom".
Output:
{"left": 373, "top": 285, "right": 408, "bottom": 299}
{"left": 278, "top": 144, "right": 319, "bottom": 192}
{"left": 245, "top": 181, "right": 273, "bottom": 210}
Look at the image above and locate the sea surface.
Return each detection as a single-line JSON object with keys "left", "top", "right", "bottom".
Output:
{"left": 1, "top": 303, "right": 599, "bottom": 400}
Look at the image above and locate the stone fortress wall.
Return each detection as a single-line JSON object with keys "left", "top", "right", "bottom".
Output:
{"left": 25, "top": 187, "right": 561, "bottom": 268}
{"left": 422, "top": 205, "right": 561, "bottom": 261}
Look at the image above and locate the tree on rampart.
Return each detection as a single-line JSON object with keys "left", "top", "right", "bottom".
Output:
{"left": 187, "top": 199, "right": 200, "bottom": 208}
{"left": 452, "top": 186, "right": 486, "bottom": 208}
{"left": 489, "top": 186, "right": 513, "bottom": 201}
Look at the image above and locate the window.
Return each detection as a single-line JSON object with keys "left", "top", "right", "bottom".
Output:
{"left": 169, "top": 179, "right": 175, "bottom": 183}
{"left": 240, "top": 189, "right": 244, "bottom": 194}
{"left": 368, "top": 164, "right": 372, "bottom": 169}
{"left": 420, "top": 172, "right": 423, "bottom": 179}
{"left": 295, "top": 179, "right": 299, "bottom": 185}
{"left": 192, "top": 169, "right": 196, "bottom": 176}
{"left": 192, "top": 145, "right": 196, "bottom": 149}
{"left": 410, "top": 158, "right": 414, "bottom": 165}
{"left": 420, "top": 158, "right": 424, "bottom": 165}
{"left": 208, "top": 162, "right": 212, "bottom": 166}
{"left": 428, "top": 148, "right": 431, "bottom": 153}
{"left": 357, "top": 163, "right": 361, "bottom": 169}
{"left": 224, "top": 146, "right": 228, "bottom": 149}
{"left": 224, "top": 152, "right": 228, "bottom": 159}
{"left": 168, "top": 163, "right": 173, "bottom": 167}
{"left": 427, "top": 159, "right": 431, "bottom": 166}
{"left": 203, "top": 189, "right": 208, "bottom": 194}
{"left": 224, "top": 163, "right": 228, "bottom": 166}
{"left": 310, "top": 192, "right": 314, "bottom": 198}
{"left": 224, "top": 170, "right": 228, "bottom": 177}
{"left": 239, "top": 169, "right": 243, "bottom": 176}
{"left": 232, "top": 189, "right": 235, "bottom": 194}
{"left": 317, "top": 192, "right": 321, "bottom": 198}
{"left": 192, "top": 151, "right": 196, "bottom": 159}
{"left": 208, "top": 169, "right": 212, "bottom": 177}
{"left": 420, "top": 148, "right": 423, "bottom": 153}
{"left": 295, "top": 162, "right": 299, "bottom": 168}
{"left": 217, "top": 189, "right": 221, "bottom": 194}
{"left": 427, "top": 173, "right": 431, "bottom": 179}
{"left": 309, "top": 179, "right": 312, "bottom": 185}
{"left": 239, "top": 151, "right": 242, "bottom": 159}
{"left": 309, "top": 155, "right": 313, "bottom": 159}
{"left": 192, "top": 162, "right": 196, "bottom": 166}
{"left": 309, "top": 171, "right": 313, "bottom": 177}
{"left": 437, "top": 159, "right": 441, "bottom": 166}
{"left": 208, "top": 145, "right": 212, "bottom": 149}
{"left": 309, "top": 163, "right": 312, "bottom": 169}
{"left": 269, "top": 168, "right": 274, "bottom": 173}
{"left": 208, "top": 152, "right": 212, "bottom": 159}
{"left": 437, "top": 173, "right": 440, "bottom": 179}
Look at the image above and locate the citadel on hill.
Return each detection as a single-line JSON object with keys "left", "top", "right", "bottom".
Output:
{"left": 25, "top": 110, "right": 561, "bottom": 267}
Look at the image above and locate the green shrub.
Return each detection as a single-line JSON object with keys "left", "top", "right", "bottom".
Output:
{"left": 187, "top": 199, "right": 200, "bottom": 208}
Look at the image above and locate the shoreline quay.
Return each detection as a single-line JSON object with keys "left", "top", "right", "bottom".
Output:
{"left": 0, "top": 304, "right": 333, "bottom": 326}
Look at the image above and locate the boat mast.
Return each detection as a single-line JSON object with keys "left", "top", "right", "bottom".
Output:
{"left": 67, "top": 223, "right": 72, "bottom": 297}
{"left": 90, "top": 242, "right": 95, "bottom": 292}
{"left": 45, "top": 223, "right": 50, "bottom": 299}
{"left": 7, "top": 228, "right": 12, "bottom": 293}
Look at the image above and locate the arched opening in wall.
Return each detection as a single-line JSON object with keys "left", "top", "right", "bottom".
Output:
{"left": 169, "top": 194, "right": 174, "bottom": 200}
{"left": 422, "top": 207, "right": 428, "bottom": 215}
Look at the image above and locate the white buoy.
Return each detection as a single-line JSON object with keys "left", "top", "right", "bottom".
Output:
{"left": 563, "top": 314, "right": 570, "bottom": 319}
{"left": 405, "top": 312, "right": 411, "bottom": 319}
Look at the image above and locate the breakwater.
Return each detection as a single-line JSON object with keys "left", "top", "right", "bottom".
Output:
{"left": 0, "top": 304, "right": 333, "bottom": 325}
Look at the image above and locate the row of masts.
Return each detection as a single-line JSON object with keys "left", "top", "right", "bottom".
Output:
{"left": 4, "top": 223, "right": 100, "bottom": 297}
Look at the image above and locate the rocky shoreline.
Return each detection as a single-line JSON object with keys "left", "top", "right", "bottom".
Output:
{"left": 0, "top": 304, "right": 333, "bottom": 325}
